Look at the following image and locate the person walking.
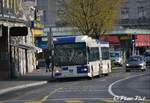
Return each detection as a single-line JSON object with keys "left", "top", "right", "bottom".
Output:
{"left": 45, "top": 56, "right": 52, "bottom": 72}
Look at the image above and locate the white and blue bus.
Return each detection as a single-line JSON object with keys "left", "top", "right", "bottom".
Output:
{"left": 53, "top": 36, "right": 111, "bottom": 78}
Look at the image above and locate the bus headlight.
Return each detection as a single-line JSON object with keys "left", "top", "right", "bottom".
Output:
{"left": 84, "top": 68, "right": 88, "bottom": 71}
{"left": 56, "top": 70, "right": 60, "bottom": 73}
{"left": 139, "top": 63, "right": 144, "bottom": 66}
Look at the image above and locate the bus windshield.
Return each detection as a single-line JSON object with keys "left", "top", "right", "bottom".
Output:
{"left": 54, "top": 43, "right": 87, "bottom": 66}
{"left": 144, "top": 51, "right": 150, "bottom": 57}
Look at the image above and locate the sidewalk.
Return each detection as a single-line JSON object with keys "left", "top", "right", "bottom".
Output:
{"left": 0, "top": 68, "right": 51, "bottom": 95}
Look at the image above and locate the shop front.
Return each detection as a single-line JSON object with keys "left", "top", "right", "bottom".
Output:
{"left": 135, "top": 34, "right": 150, "bottom": 55}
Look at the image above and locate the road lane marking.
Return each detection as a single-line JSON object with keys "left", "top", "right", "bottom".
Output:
{"left": 108, "top": 72, "right": 150, "bottom": 97}
{"left": 45, "top": 98, "right": 113, "bottom": 101}
{"left": 0, "top": 98, "right": 113, "bottom": 103}
{"left": 40, "top": 88, "right": 62, "bottom": 102}
{"left": 103, "top": 99, "right": 119, "bottom": 103}
{"left": 25, "top": 88, "right": 62, "bottom": 103}
{"left": 25, "top": 101, "right": 41, "bottom": 103}
{"left": 144, "top": 99, "right": 150, "bottom": 103}
{"left": 57, "top": 89, "right": 106, "bottom": 93}
{"left": 65, "top": 100, "right": 83, "bottom": 103}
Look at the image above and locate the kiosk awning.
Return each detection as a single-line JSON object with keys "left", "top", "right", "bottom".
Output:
{"left": 135, "top": 34, "right": 150, "bottom": 47}
{"left": 100, "top": 35, "right": 120, "bottom": 47}
{"left": 11, "top": 43, "right": 42, "bottom": 53}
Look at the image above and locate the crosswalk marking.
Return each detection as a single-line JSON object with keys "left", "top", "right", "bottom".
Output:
{"left": 25, "top": 88, "right": 62, "bottom": 103}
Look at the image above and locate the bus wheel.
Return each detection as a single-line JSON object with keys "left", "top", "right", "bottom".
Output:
{"left": 98, "top": 65, "right": 102, "bottom": 78}
{"left": 104, "top": 73, "right": 109, "bottom": 76}
{"left": 126, "top": 69, "right": 130, "bottom": 72}
{"left": 88, "top": 77, "right": 93, "bottom": 80}
{"left": 98, "top": 73, "right": 101, "bottom": 78}
{"left": 89, "top": 66, "right": 94, "bottom": 80}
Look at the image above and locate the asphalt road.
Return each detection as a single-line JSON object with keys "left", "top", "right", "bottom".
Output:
{"left": 0, "top": 67, "right": 150, "bottom": 103}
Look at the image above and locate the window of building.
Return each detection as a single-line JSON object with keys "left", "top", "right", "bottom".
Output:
{"left": 138, "top": 6, "right": 147, "bottom": 19}
{"left": 123, "top": 0, "right": 129, "bottom": 4}
{"left": 57, "top": 8, "right": 65, "bottom": 16}
{"left": 121, "top": 7, "right": 129, "bottom": 19}
{"left": 56, "top": 0, "right": 65, "bottom": 5}
{"left": 43, "top": 10, "right": 47, "bottom": 23}
{"left": 136, "top": 0, "right": 147, "bottom": 3}
{"left": 23, "top": 0, "right": 35, "bottom": 2}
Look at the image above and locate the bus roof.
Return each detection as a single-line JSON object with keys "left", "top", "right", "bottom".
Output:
{"left": 53, "top": 36, "right": 91, "bottom": 44}
{"left": 53, "top": 35, "right": 109, "bottom": 47}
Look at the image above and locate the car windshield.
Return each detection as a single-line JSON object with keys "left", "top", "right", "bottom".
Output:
{"left": 110, "top": 52, "right": 119, "bottom": 58}
{"left": 54, "top": 43, "right": 87, "bottom": 66}
{"left": 128, "top": 56, "right": 142, "bottom": 62}
{"left": 144, "top": 52, "right": 150, "bottom": 57}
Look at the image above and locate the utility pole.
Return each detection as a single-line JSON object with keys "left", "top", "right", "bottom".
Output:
{"left": 48, "top": 26, "right": 54, "bottom": 78}
{"left": 132, "top": 40, "right": 135, "bottom": 56}
{"left": 132, "top": 34, "right": 136, "bottom": 56}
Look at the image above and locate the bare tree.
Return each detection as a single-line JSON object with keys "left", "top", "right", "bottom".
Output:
{"left": 64, "top": 0, "right": 122, "bottom": 39}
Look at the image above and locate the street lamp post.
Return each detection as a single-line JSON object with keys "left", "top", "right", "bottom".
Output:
{"left": 132, "top": 39, "right": 135, "bottom": 55}
{"left": 132, "top": 33, "right": 136, "bottom": 56}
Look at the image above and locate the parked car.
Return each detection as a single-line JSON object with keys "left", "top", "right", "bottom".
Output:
{"left": 125, "top": 55, "right": 146, "bottom": 72}
{"left": 144, "top": 50, "right": 150, "bottom": 67}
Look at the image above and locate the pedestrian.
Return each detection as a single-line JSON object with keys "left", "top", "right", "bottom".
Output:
{"left": 45, "top": 56, "right": 52, "bottom": 72}
{"left": 36, "top": 60, "right": 39, "bottom": 70}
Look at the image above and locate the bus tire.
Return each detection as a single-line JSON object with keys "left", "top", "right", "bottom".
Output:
{"left": 90, "top": 66, "right": 94, "bottom": 79}
{"left": 104, "top": 73, "right": 109, "bottom": 76}
{"left": 126, "top": 69, "right": 130, "bottom": 72}
{"left": 141, "top": 69, "right": 146, "bottom": 72}
{"left": 88, "top": 77, "right": 93, "bottom": 80}
{"left": 98, "top": 65, "right": 102, "bottom": 77}
{"left": 98, "top": 70, "right": 102, "bottom": 77}
{"left": 98, "top": 73, "right": 101, "bottom": 78}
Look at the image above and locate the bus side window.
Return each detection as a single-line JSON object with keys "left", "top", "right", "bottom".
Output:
{"left": 101, "top": 47, "right": 109, "bottom": 60}
{"left": 88, "top": 47, "right": 100, "bottom": 62}
{"left": 87, "top": 47, "right": 90, "bottom": 61}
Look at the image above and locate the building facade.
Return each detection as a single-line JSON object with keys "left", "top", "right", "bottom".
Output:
{"left": 37, "top": 0, "right": 150, "bottom": 29}
{"left": 119, "top": 0, "right": 150, "bottom": 29}
{"left": 37, "top": 0, "right": 67, "bottom": 26}
{"left": 0, "top": 0, "right": 37, "bottom": 79}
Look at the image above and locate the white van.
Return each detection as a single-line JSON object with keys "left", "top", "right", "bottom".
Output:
{"left": 110, "top": 51, "right": 123, "bottom": 66}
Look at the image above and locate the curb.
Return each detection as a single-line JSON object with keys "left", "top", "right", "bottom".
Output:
{"left": 0, "top": 81, "right": 48, "bottom": 95}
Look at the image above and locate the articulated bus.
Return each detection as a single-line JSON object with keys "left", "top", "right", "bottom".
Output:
{"left": 53, "top": 35, "right": 111, "bottom": 78}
